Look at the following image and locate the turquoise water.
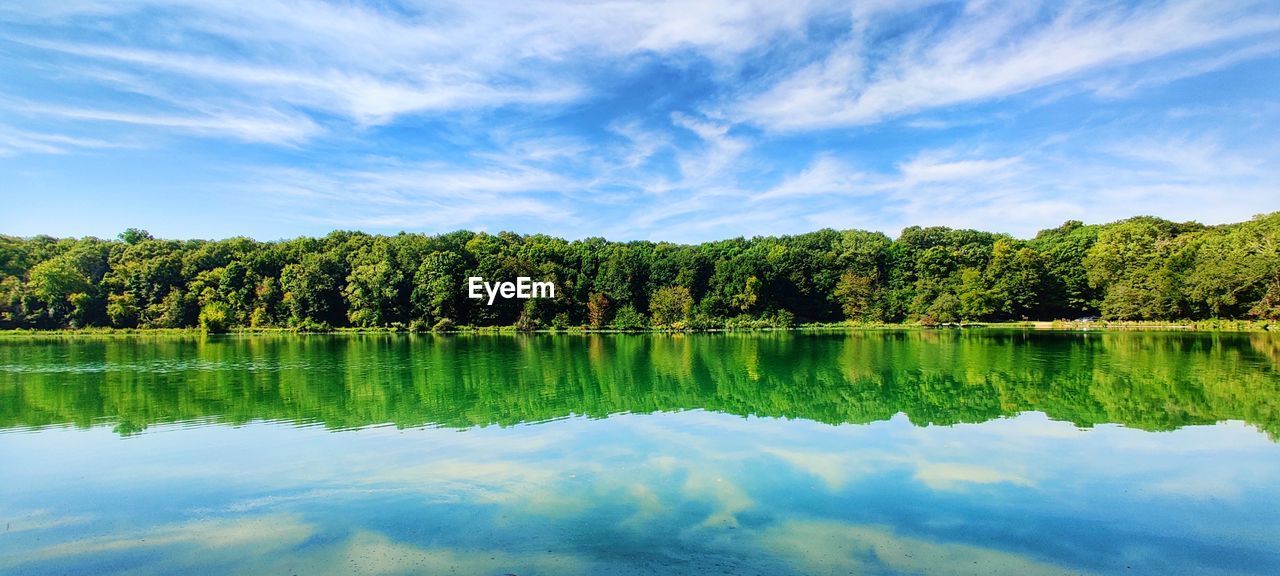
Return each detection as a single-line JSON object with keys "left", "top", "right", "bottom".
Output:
{"left": 2, "top": 331, "right": 1279, "bottom": 574}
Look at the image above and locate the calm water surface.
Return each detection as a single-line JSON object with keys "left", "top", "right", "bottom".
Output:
{"left": 2, "top": 330, "right": 1279, "bottom": 575}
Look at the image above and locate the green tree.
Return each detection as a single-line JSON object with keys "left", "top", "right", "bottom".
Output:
{"left": 1031, "top": 220, "right": 1100, "bottom": 317}
{"left": 1250, "top": 273, "right": 1280, "bottom": 320}
{"left": 1180, "top": 214, "right": 1280, "bottom": 318}
{"left": 731, "top": 275, "right": 761, "bottom": 312}
{"left": 411, "top": 251, "right": 465, "bottom": 324}
{"left": 158, "top": 289, "right": 197, "bottom": 328}
{"left": 281, "top": 252, "right": 346, "bottom": 326}
{"left": 345, "top": 260, "right": 403, "bottom": 327}
{"left": 833, "top": 272, "right": 877, "bottom": 321}
{"left": 26, "top": 257, "right": 91, "bottom": 325}
{"left": 0, "top": 276, "right": 32, "bottom": 328}
{"left": 650, "top": 285, "right": 693, "bottom": 327}
{"left": 985, "top": 240, "right": 1045, "bottom": 320}
{"left": 1084, "top": 217, "right": 1198, "bottom": 320}
{"left": 67, "top": 291, "right": 99, "bottom": 328}
{"left": 106, "top": 293, "right": 140, "bottom": 328}
{"left": 118, "top": 228, "right": 153, "bottom": 245}
{"left": 956, "top": 268, "right": 993, "bottom": 320}
{"left": 922, "top": 292, "right": 961, "bottom": 324}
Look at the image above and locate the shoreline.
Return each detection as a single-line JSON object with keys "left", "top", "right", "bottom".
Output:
{"left": 2, "top": 319, "right": 1274, "bottom": 337}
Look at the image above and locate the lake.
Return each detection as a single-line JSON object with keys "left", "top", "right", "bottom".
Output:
{"left": 2, "top": 330, "right": 1279, "bottom": 575}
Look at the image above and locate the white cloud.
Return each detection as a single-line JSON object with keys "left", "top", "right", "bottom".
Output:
{"left": 1087, "top": 38, "right": 1280, "bottom": 98}
{"left": 670, "top": 111, "right": 752, "bottom": 186}
{"left": 3, "top": 0, "right": 1275, "bottom": 242}
{"left": 895, "top": 153, "right": 1022, "bottom": 185}
{"left": 25, "top": 514, "right": 314, "bottom": 561}
{"left": 914, "top": 462, "right": 1034, "bottom": 491}
{"left": 857, "top": 136, "right": 1278, "bottom": 235}
{"left": 18, "top": 37, "right": 584, "bottom": 127}
{"left": 277, "top": 530, "right": 588, "bottom": 576}
{"left": 1, "top": 0, "right": 839, "bottom": 144}
{"left": 16, "top": 103, "right": 322, "bottom": 145}
{"left": 653, "top": 122, "right": 1279, "bottom": 240}
{"left": 1099, "top": 135, "right": 1261, "bottom": 178}
{"left": 0, "top": 124, "right": 124, "bottom": 156}
{"left": 760, "top": 520, "right": 1081, "bottom": 576}
{"left": 736, "top": 0, "right": 1280, "bottom": 130}
{"left": 608, "top": 120, "right": 672, "bottom": 170}
{"left": 232, "top": 110, "right": 763, "bottom": 238}
{"left": 248, "top": 161, "right": 577, "bottom": 230}
{"left": 752, "top": 155, "right": 866, "bottom": 201}
{"left": 0, "top": 509, "right": 94, "bottom": 534}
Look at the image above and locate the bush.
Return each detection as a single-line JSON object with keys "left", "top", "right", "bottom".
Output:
{"left": 292, "top": 318, "right": 333, "bottom": 333}
{"left": 198, "top": 302, "right": 231, "bottom": 333}
{"left": 611, "top": 305, "right": 648, "bottom": 331}
{"left": 685, "top": 312, "right": 721, "bottom": 331}
{"left": 249, "top": 306, "right": 271, "bottom": 328}
{"left": 432, "top": 318, "right": 456, "bottom": 332}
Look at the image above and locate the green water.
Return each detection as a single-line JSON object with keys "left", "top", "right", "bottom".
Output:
{"left": 2, "top": 331, "right": 1279, "bottom": 574}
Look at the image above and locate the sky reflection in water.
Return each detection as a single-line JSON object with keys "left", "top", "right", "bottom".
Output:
{"left": 2, "top": 332, "right": 1280, "bottom": 575}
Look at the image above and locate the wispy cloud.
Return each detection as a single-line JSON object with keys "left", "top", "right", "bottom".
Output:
{"left": 1, "top": 0, "right": 835, "bottom": 144}
{"left": 752, "top": 155, "right": 866, "bottom": 202}
{"left": 16, "top": 102, "right": 322, "bottom": 145}
{"left": 248, "top": 161, "right": 578, "bottom": 230}
{"left": 0, "top": 124, "right": 124, "bottom": 156}
{"left": 735, "top": 0, "right": 1280, "bottom": 130}
{"left": 642, "top": 126, "right": 1279, "bottom": 240}
{"left": 1, "top": 0, "right": 1277, "bottom": 240}
{"left": 1086, "top": 37, "right": 1280, "bottom": 98}
{"left": 895, "top": 153, "right": 1023, "bottom": 186}
{"left": 670, "top": 112, "right": 752, "bottom": 188}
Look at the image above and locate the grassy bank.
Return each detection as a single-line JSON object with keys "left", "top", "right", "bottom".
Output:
{"left": 2, "top": 319, "right": 1275, "bottom": 337}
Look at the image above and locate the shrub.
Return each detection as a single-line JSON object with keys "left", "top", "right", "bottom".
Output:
{"left": 198, "top": 302, "right": 231, "bottom": 333}
{"left": 685, "top": 312, "right": 721, "bottom": 331}
{"left": 292, "top": 318, "right": 333, "bottom": 333}
{"left": 611, "top": 305, "right": 648, "bottom": 331}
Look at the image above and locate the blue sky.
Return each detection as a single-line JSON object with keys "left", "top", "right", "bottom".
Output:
{"left": 1, "top": 0, "right": 1278, "bottom": 243}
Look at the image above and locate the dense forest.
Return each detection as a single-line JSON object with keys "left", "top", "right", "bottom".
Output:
{"left": 2, "top": 213, "right": 1278, "bottom": 331}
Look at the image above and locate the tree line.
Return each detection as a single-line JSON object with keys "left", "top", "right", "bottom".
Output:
{"left": 2, "top": 213, "right": 1278, "bottom": 331}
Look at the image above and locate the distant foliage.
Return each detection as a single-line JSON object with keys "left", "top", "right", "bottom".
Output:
{"left": 1, "top": 213, "right": 1278, "bottom": 330}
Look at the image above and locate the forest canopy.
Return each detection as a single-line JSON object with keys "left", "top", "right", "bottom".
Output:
{"left": 2, "top": 213, "right": 1279, "bottom": 331}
